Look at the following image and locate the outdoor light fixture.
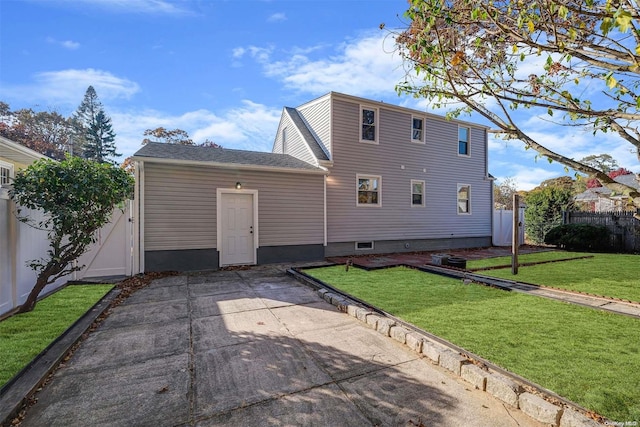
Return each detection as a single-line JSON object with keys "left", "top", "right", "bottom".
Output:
{"left": 235, "top": 182, "right": 242, "bottom": 190}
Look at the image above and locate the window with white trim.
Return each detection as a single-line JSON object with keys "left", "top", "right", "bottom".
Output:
{"left": 458, "top": 126, "right": 470, "bottom": 156}
{"left": 411, "top": 116, "right": 424, "bottom": 143}
{"left": 360, "top": 106, "right": 378, "bottom": 143}
{"left": 411, "top": 180, "right": 425, "bottom": 206}
{"left": 0, "top": 161, "right": 13, "bottom": 187}
{"left": 457, "top": 184, "right": 471, "bottom": 214}
{"left": 357, "top": 175, "right": 381, "bottom": 206}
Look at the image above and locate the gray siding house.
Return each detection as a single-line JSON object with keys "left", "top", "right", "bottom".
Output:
{"left": 133, "top": 92, "right": 492, "bottom": 272}
{"left": 273, "top": 92, "right": 493, "bottom": 257}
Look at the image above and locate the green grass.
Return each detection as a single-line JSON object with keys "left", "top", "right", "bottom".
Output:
{"left": 468, "top": 252, "right": 640, "bottom": 302}
{"left": 305, "top": 266, "right": 640, "bottom": 422}
{"left": 466, "top": 250, "right": 592, "bottom": 269}
{"left": 0, "top": 284, "right": 113, "bottom": 387}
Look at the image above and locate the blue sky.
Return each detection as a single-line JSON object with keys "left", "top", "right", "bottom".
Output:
{"left": 1, "top": 0, "right": 638, "bottom": 190}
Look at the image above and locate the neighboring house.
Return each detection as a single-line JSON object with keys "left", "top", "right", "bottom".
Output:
{"left": 132, "top": 92, "right": 493, "bottom": 272}
{"left": 575, "top": 173, "right": 640, "bottom": 212}
{"left": 0, "top": 135, "right": 48, "bottom": 192}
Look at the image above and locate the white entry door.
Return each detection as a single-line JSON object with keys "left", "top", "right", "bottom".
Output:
{"left": 220, "top": 193, "right": 255, "bottom": 266}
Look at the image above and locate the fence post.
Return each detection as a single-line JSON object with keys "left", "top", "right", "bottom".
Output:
{"left": 512, "top": 194, "right": 520, "bottom": 275}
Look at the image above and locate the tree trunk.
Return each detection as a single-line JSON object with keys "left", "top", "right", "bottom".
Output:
{"left": 17, "top": 265, "right": 60, "bottom": 313}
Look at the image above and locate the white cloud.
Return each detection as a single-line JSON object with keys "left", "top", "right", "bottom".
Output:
{"left": 267, "top": 12, "right": 286, "bottom": 23}
{"left": 65, "top": 0, "right": 193, "bottom": 15}
{"left": 239, "top": 32, "right": 406, "bottom": 98}
{"left": 46, "top": 36, "right": 80, "bottom": 50}
{"left": 0, "top": 69, "right": 140, "bottom": 107}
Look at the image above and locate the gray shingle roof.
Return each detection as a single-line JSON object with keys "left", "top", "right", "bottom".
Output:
{"left": 574, "top": 173, "right": 639, "bottom": 200}
{"left": 133, "top": 142, "right": 324, "bottom": 171}
{"left": 284, "top": 107, "right": 329, "bottom": 161}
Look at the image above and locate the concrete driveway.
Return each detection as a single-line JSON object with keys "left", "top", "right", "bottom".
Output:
{"left": 20, "top": 265, "right": 543, "bottom": 427}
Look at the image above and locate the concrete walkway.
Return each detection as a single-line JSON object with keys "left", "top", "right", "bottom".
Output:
{"left": 18, "top": 265, "right": 544, "bottom": 427}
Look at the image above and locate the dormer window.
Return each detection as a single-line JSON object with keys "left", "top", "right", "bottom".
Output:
{"left": 360, "top": 106, "right": 378, "bottom": 143}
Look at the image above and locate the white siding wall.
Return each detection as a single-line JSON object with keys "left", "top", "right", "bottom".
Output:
{"left": 326, "top": 98, "right": 492, "bottom": 243}
{"left": 144, "top": 163, "right": 324, "bottom": 251}
{"left": 297, "top": 95, "right": 332, "bottom": 156}
{"left": 274, "top": 113, "right": 317, "bottom": 165}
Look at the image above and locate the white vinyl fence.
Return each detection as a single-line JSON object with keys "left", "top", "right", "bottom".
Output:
{"left": 493, "top": 208, "right": 525, "bottom": 247}
{"left": 0, "top": 191, "right": 132, "bottom": 317}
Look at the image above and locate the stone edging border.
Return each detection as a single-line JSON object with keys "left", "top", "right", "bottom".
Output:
{"left": 288, "top": 268, "right": 605, "bottom": 427}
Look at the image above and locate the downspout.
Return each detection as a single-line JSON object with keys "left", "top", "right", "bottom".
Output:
{"left": 135, "top": 161, "right": 145, "bottom": 274}
{"left": 486, "top": 128, "right": 496, "bottom": 247}
{"left": 8, "top": 197, "right": 17, "bottom": 309}
{"left": 323, "top": 174, "right": 327, "bottom": 247}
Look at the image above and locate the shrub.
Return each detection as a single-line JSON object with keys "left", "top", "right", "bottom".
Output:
{"left": 544, "top": 223, "right": 611, "bottom": 251}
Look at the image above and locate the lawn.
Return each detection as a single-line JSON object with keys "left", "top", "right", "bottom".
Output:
{"left": 0, "top": 284, "right": 113, "bottom": 387}
{"left": 305, "top": 265, "right": 640, "bottom": 422}
{"left": 467, "top": 252, "right": 640, "bottom": 302}
{"left": 466, "top": 250, "right": 592, "bottom": 270}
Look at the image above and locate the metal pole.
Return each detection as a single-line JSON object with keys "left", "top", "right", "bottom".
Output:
{"left": 512, "top": 194, "right": 520, "bottom": 275}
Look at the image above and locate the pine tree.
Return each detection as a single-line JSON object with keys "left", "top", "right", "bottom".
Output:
{"left": 73, "top": 86, "right": 121, "bottom": 163}
{"left": 85, "top": 110, "right": 120, "bottom": 164}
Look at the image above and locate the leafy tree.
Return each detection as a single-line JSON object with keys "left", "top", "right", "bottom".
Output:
{"left": 142, "top": 127, "right": 194, "bottom": 145}
{"left": 9, "top": 156, "right": 134, "bottom": 313}
{"left": 73, "top": 86, "right": 120, "bottom": 163}
{"left": 579, "top": 154, "right": 619, "bottom": 174}
{"left": 494, "top": 177, "right": 518, "bottom": 209}
{"left": 393, "top": 0, "right": 640, "bottom": 213}
{"left": 524, "top": 185, "right": 575, "bottom": 244}
{"left": 0, "top": 103, "right": 73, "bottom": 160}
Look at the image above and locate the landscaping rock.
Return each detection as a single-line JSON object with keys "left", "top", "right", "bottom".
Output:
{"left": 405, "top": 332, "right": 423, "bottom": 353}
{"left": 390, "top": 326, "right": 409, "bottom": 344}
{"left": 421, "top": 340, "right": 446, "bottom": 364}
{"left": 365, "top": 314, "right": 382, "bottom": 330}
{"left": 439, "top": 350, "right": 467, "bottom": 376}
{"left": 460, "top": 364, "right": 489, "bottom": 391}
{"left": 376, "top": 318, "right": 396, "bottom": 337}
{"left": 322, "top": 292, "right": 335, "bottom": 304}
{"left": 486, "top": 372, "right": 521, "bottom": 408}
{"left": 559, "top": 409, "right": 602, "bottom": 427}
{"left": 346, "top": 304, "right": 359, "bottom": 318}
{"left": 519, "top": 392, "right": 562, "bottom": 425}
{"left": 355, "top": 308, "right": 373, "bottom": 323}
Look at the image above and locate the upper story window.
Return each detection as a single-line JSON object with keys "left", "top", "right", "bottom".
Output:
{"left": 411, "top": 180, "right": 425, "bottom": 206}
{"left": 0, "top": 162, "right": 13, "bottom": 187}
{"left": 357, "top": 174, "right": 381, "bottom": 206}
{"left": 412, "top": 116, "right": 424, "bottom": 143}
{"left": 457, "top": 184, "right": 471, "bottom": 214}
{"left": 458, "top": 126, "right": 470, "bottom": 156}
{"left": 360, "top": 106, "right": 378, "bottom": 143}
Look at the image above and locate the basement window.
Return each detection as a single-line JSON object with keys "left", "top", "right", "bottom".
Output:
{"left": 355, "top": 241, "right": 374, "bottom": 251}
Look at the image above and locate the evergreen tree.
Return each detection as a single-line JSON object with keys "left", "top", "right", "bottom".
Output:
{"left": 73, "top": 86, "right": 121, "bottom": 163}
{"left": 85, "top": 110, "right": 120, "bottom": 164}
